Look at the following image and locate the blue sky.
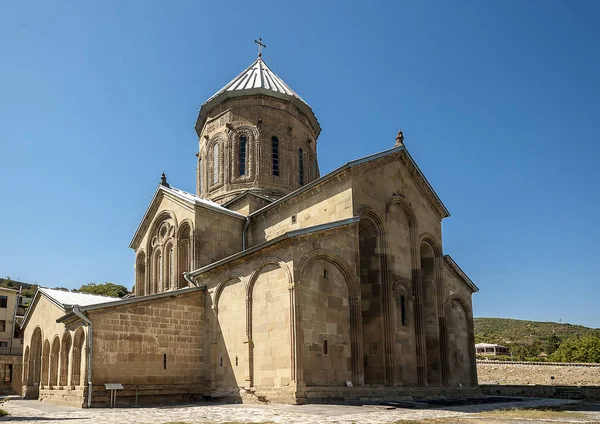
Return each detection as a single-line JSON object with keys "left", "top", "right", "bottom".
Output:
{"left": 1, "top": 1, "right": 598, "bottom": 327}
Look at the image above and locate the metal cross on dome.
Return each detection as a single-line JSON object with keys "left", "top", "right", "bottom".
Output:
{"left": 254, "top": 38, "right": 266, "bottom": 57}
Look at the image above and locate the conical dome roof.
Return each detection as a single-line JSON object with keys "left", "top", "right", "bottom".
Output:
{"left": 195, "top": 57, "right": 320, "bottom": 137}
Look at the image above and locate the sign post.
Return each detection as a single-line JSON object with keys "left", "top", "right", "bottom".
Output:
{"left": 104, "top": 383, "right": 124, "bottom": 408}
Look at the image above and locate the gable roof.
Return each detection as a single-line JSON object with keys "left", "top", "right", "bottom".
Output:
{"left": 186, "top": 217, "right": 360, "bottom": 279}
{"left": 221, "top": 189, "right": 279, "bottom": 208}
{"left": 129, "top": 184, "right": 245, "bottom": 249}
{"left": 195, "top": 57, "right": 321, "bottom": 137}
{"left": 21, "top": 287, "right": 118, "bottom": 329}
{"left": 443, "top": 255, "right": 479, "bottom": 293}
{"left": 249, "top": 145, "right": 450, "bottom": 220}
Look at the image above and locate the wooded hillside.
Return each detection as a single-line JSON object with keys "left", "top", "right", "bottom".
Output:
{"left": 475, "top": 317, "right": 600, "bottom": 345}
{"left": 475, "top": 317, "right": 600, "bottom": 362}
{"left": 0, "top": 277, "right": 37, "bottom": 298}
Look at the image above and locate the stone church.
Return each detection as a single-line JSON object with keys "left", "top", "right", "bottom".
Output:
{"left": 21, "top": 51, "right": 479, "bottom": 407}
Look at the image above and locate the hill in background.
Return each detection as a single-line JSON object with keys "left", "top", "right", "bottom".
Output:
{"left": 474, "top": 317, "right": 600, "bottom": 362}
{"left": 0, "top": 277, "right": 37, "bottom": 297}
{"left": 475, "top": 317, "right": 600, "bottom": 345}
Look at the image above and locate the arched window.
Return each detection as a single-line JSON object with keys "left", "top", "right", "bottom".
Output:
{"left": 178, "top": 225, "right": 191, "bottom": 288}
{"left": 299, "top": 148, "right": 304, "bottom": 186}
{"left": 169, "top": 246, "right": 175, "bottom": 289}
{"left": 212, "top": 143, "right": 219, "bottom": 184}
{"left": 239, "top": 135, "right": 247, "bottom": 176}
{"left": 156, "top": 252, "right": 163, "bottom": 292}
{"left": 198, "top": 159, "right": 202, "bottom": 195}
{"left": 400, "top": 295, "right": 407, "bottom": 326}
{"left": 164, "top": 245, "right": 172, "bottom": 290}
{"left": 136, "top": 252, "right": 146, "bottom": 296}
{"left": 272, "top": 136, "right": 279, "bottom": 176}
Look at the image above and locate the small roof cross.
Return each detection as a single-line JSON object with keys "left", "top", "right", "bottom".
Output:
{"left": 160, "top": 171, "right": 170, "bottom": 188}
{"left": 254, "top": 38, "right": 266, "bottom": 58}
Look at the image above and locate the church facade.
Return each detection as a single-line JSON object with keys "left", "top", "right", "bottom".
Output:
{"left": 21, "top": 54, "right": 479, "bottom": 406}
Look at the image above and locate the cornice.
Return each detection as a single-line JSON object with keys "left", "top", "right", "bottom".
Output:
{"left": 398, "top": 149, "right": 450, "bottom": 219}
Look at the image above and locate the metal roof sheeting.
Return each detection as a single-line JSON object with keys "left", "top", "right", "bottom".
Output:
{"left": 39, "top": 288, "right": 118, "bottom": 307}
{"left": 196, "top": 57, "right": 321, "bottom": 137}
{"left": 208, "top": 57, "right": 308, "bottom": 106}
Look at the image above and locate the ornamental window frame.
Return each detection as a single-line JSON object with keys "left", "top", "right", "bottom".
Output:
{"left": 299, "top": 148, "right": 304, "bottom": 186}
{"left": 272, "top": 136, "right": 280, "bottom": 177}
{"left": 207, "top": 134, "right": 225, "bottom": 191}
{"left": 229, "top": 128, "right": 255, "bottom": 183}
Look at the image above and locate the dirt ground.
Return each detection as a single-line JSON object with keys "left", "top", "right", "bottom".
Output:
{"left": 1, "top": 397, "right": 599, "bottom": 424}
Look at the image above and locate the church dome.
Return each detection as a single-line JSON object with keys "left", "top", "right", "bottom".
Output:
{"left": 195, "top": 57, "right": 321, "bottom": 138}
{"left": 194, "top": 54, "right": 322, "bottom": 205}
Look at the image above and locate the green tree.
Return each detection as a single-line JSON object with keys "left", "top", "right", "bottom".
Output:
{"left": 550, "top": 336, "right": 600, "bottom": 363}
{"left": 543, "top": 334, "right": 562, "bottom": 355}
{"left": 77, "top": 282, "right": 130, "bottom": 298}
{"left": 510, "top": 344, "right": 528, "bottom": 360}
{"left": 21, "top": 285, "right": 38, "bottom": 299}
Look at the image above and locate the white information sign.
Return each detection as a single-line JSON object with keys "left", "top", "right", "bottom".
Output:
{"left": 105, "top": 383, "right": 124, "bottom": 390}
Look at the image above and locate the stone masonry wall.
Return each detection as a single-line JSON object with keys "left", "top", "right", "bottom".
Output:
{"left": 198, "top": 97, "right": 319, "bottom": 203}
{"left": 195, "top": 206, "right": 244, "bottom": 268}
{"left": 299, "top": 258, "right": 352, "bottom": 387}
{"left": 88, "top": 291, "right": 205, "bottom": 388}
{"left": 478, "top": 361, "right": 600, "bottom": 386}
{"left": 248, "top": 176, "right": 353, "bottom": 246}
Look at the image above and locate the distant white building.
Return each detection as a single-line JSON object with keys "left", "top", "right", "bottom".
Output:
{"left": 475, "top": 343, "right": 509, "bottom": 356}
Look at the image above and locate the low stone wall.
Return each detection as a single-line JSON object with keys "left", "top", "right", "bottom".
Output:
{"left": 481, "top": 384, "right": 600, "bottom": 400}
{"left": 298, "top": 385, "right": 481, "bottom": 404}
{"left": 39, "top": 387, "right": 86, "bottom": 408}
{"left": 477, "top": 360, "right": 600, "bottom": 386}
{"left": 39, "top": 384, "right": 205, "bottom": 408}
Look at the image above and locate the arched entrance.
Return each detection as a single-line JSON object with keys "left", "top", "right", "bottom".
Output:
{"left": 59, "top": 331, "right": 72, "bottom": 387}
{"left": 71, "top": 327, "right": 85, "bottom": 388}
{"left": 49, "top": 336, "right": 60, "bottom": 388}
{"left": 25, "top": 327, "right": 42, "bottom": 399}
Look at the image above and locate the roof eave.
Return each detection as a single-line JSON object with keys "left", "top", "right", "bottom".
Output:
{"left": 443, "top": 254, "right": 479, "bottom": 293}
{"left": 129, "top": 186, "right": 162, "bottom": 249}
{"left": 248, "top": 146, "right": 406, "bottom": 218}
{"left": 402, "top": 148, "right": 450, "bottom": 219}
{"left": 20, "top": 288, "right": 66, "bottom": 330}
{"left": 188, "top": 217, "right": 360, "bottom": 278}
{"left": 56, "top": 286, "right": 205, "bottom": 324}
{"left": 195, "top": 89, "right": 321, "bottom": 139}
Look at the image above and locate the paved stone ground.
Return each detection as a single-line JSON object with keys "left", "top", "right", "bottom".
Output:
{"left": 0, "top": 397, "right": 594, "bottom": 424}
